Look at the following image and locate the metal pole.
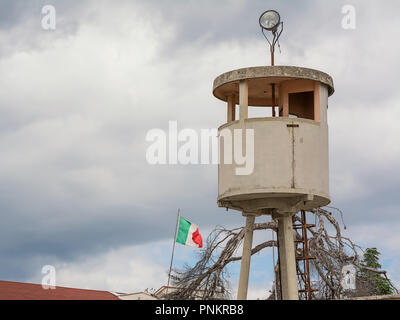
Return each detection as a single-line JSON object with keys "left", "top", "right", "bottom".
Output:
{"left": 271, "top": 83, "right": 276, "bottom": 117}
{"left": 270, "top": 31, "right": 276, "bottom": 67}
{"left": 167, "top": 208, "right": 180, "bottom": 293}
{"left": 271, "top": 47, "right": 275, "bottom": 66}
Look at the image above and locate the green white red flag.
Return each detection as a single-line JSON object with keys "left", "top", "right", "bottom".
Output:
{"left": 176, "top": 216, "right": 203, "bottom": 248}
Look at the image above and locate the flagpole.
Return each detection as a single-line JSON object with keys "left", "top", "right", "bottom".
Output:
{"left": 167, "top": 208, "right": 180, "bottom": 294}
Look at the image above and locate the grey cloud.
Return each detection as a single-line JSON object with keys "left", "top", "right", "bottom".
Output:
{"left": 0, "top": 0, "right": 399, "bottom": 289}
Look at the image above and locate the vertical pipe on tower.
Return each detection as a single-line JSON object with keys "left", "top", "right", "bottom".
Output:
{"left": 271, "top": 83, "right": 276, "bottom": 117}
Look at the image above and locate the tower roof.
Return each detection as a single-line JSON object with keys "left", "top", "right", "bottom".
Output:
{"left": 213, "top": 66, "right": 334, "bottom": 106}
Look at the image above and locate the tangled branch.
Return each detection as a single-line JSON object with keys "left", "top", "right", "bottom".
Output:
{"left": 166, "top": 209, "right": 397, "bottom": 300}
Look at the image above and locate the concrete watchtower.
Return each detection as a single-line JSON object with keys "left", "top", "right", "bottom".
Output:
{"left": 212, "top": 10, "right": 335, "bottom": 300}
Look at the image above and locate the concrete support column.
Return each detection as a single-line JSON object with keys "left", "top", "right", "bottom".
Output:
{"left": 275, "top": 213, "right": 299, "bottom": 300}
{"left": 227, "top": 94, "right": 236, "bottom": 122}
{"left": 313, "top": 82, "right": 321, "bottom": 122}
{"left": 239, "top": 80, "right": 248, "bottom": 121}
{"left": 237, "top": 214, "right": 255, "bottom": 300}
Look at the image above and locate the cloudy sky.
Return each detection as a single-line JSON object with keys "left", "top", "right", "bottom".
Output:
{"left": 0, "top": 0, "right": 399, "bottom": 299}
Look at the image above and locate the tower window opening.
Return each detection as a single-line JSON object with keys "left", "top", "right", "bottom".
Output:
{"left": 288, "top": 91, "right": 314, "bottom": 120}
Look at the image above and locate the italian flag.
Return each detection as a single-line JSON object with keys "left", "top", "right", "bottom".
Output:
{"left": 176, "top": 216, "right": 203, "bottom": 248}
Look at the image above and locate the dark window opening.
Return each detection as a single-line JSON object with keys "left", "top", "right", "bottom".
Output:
{"left": 288, "top": 91, "right": 314, "bottom": 120}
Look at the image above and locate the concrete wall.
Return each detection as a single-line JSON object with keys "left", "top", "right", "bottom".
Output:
{"left": 218, "top": 115, "right": 330, "bottom": 213}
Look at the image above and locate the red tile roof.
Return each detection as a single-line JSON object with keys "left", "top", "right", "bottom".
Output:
{"left": 0, "top": 280, "right": 120, "bottom": 300}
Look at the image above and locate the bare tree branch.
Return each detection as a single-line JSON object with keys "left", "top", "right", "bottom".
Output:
{"left": 165, "top": 209, "right": 397, "bottom": 300}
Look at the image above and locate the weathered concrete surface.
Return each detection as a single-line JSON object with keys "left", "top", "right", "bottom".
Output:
{"left": 218, "top": 117, "right": 330, "bottom": 213}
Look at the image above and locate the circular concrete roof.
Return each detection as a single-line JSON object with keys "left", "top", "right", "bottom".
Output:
{"left": 213, "top": 66, "right": 334, "bottom": 105}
